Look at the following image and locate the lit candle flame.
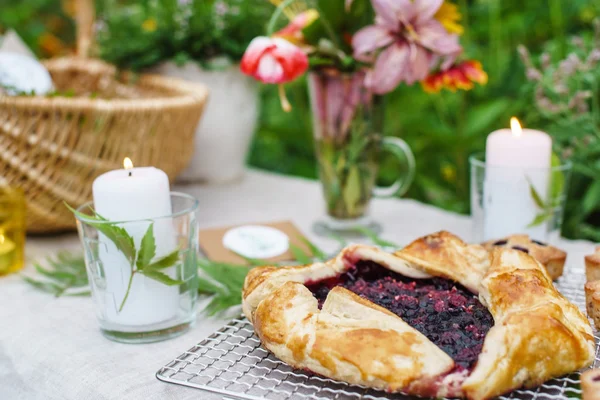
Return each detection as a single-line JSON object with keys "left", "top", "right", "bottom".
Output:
{"left": 123, "top": 157, "right": 134, "bottom": 170}
{"left": 0, "top": 235, "right": 4, "bottom": 245}
{"left": 510, "top": 117, "right": 522, "bottom": 138}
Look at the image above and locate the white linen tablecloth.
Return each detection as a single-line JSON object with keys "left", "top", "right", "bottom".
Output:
{"left": 0, "top": 169, "right": 596, "bottom": 400}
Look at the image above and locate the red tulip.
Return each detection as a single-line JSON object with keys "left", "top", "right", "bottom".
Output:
{"left": 240, "top": 37, "right": 309, "bottom": 84}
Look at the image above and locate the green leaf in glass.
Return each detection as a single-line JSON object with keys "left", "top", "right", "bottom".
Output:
{"left": 140, "top": 269, "right": 184, "bottom": 286}
{"left": 550, "top": 153, "right": 565, "bottom": 205}
{"left": 145, "top": 250, "right": 180, "bottom": 271}
{"left": 527, "top": 178, "right": 546, "bottom": 209}
{"left": 67, "top": 205, "right": 136, "bottom": 264}
{"left": 527, "top": 213, "right": 551, "bottom": 228}
{"left": 136, "top": 223, "right": 156, "bottom": 270}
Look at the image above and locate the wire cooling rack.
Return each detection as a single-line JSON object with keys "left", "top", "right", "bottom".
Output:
{"left": 157, "top": 264, "right": 600, "bottom": 400}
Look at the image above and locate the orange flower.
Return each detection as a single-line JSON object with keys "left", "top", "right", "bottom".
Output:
{"left": 38, "top": 33, "right": 66, "bottom": 57}
{"left": 422, "top": 60, "right": 488, "bottom": 93}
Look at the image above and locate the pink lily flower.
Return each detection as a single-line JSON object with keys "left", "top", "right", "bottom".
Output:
{"left": 352, "top": 0, "right": 462, "bottom": 94}
{"left": 240, "top": 36, "right": 309, "bottom": 84}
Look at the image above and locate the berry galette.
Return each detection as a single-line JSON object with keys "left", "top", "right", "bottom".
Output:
{"left": 481, "top": 234, "right": 566, "bottom": 280}
{"left": 242, "top": 231, "right": 594, "bottom": 400}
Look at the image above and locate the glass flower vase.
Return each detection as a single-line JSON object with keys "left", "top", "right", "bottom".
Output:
{"left": 308, "top": 70, "right": 415, "bottom": 234}
{"left": 74, "top": 192, "right": 199, "bottom": 343}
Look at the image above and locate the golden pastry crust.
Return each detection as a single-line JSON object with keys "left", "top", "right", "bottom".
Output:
{"left": 482, "top": 234, "right": 566, "bottom": 280}
{"left": 394, "top": 231, "right": 490, "bottom": 293}
{"left": 242, "top": 232, "right": 595, "bottom": 400}
{"left": 463, "top": 249, "right": 595, "bottom": 399}
{"left": 585, "top": 280, "right": 600, "bottom": 330}
{"left": 585, "top": 247, "right": 600, "bottom": 282}
{"left": 581, "top": 369, "right": 600, "bottom": 400}
{"left": 253, "top": 282, "right": 456, "bottom": 396}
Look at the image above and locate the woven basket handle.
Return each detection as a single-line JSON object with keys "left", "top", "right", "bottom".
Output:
{"left": 76, "top": 0, "right": 95, "bottom": 58}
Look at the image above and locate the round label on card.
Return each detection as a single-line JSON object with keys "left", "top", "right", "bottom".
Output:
{"left": 223, "top": 226, "right": 289, "bottom": 259}
{"left": 0, "top": 52, "right": 53, "bottom": 95}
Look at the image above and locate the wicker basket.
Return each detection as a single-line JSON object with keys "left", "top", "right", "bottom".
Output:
{"left": 0, "top": 1, "right": 208, "bottom": 233}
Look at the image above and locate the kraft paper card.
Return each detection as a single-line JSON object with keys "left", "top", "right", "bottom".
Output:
{"left": 199, "top": 220, "right": 313, "bottom": 265}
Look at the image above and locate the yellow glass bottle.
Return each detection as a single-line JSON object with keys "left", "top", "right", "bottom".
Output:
{"left": 0, "top": 187, "right": 25, "bottom": 275}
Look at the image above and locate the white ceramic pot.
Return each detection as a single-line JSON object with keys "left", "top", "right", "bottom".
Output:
{"left": 153, "top": 61, "right": 259, "bottom": 183}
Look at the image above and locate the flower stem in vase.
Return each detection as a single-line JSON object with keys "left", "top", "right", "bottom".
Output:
{"left": 118, "top": 269, "right": 135, "bottom": 312}
{"left": 310, "top": 70, "right": 381, "bottom": 221}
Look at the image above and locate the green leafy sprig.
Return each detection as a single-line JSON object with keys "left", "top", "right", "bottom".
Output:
{"left": 69, "top": 206, "right": 182, "bottom": 311}
{"left": 197, "top": 260, "right": 251, "bottom": 316}
{"left": 198, "top": 236, "right": 332, "bottom": 316}
{"left": 22, "top": 252, "right": 90, "bottom": 297}
{"left": 352, "top": 226, "right": 399, "bottom": 248}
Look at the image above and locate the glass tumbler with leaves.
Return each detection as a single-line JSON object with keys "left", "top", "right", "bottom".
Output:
{"left": 73, "top": 193, "right": 199, "bottom": 343}
{"left": 470, "top": 153, "right": 572, "bottom": 243}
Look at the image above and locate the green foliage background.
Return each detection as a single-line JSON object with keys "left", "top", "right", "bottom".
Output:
{"left": 1, "top": 0, "right": 599, "bottom": 241}
{"left": 0, "top": 0, "right": 74, "bottom": 57}
{"left": 95, "top": 0, "right": 274, "bottom": 69}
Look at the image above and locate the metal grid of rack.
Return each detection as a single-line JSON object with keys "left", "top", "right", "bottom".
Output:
{"left": 157, "top": 264, "right": 598, "bottom": 399}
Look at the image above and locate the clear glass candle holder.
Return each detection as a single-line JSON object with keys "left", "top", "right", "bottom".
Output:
{"left": 470, "top": 153, "right": 572, "bottom": 244}
{"left": 0, "top": 187, "right": 26, "bottom": 275}
{"left": 74, "top": 192, "right": 199, "bottom": 343}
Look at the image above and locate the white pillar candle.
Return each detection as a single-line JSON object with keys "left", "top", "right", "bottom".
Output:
{"left": 483, "top": 118, "right": 552, "bottom": 241}
{"left": 92, "top": 158, "right": 179, "bottom": 327}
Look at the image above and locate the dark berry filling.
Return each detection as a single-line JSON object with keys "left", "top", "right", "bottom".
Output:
{"left": 511, "top": 245, "right": 530, "bottom": 254}
{"left": 493, "top": 239, "right": 508, "bottom": 246}
{"left": 594, "top": 375, "right": 600, "bottom": 382}
{"left": 306, "top": 261, "right": 494, "bottom": 371}
{"left": 532, "top": 239, "right": 547, "bottom": 246}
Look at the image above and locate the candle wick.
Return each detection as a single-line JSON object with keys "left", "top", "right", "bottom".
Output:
{"left": 128, "top": 171, "right": 132, "bottom": 177}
